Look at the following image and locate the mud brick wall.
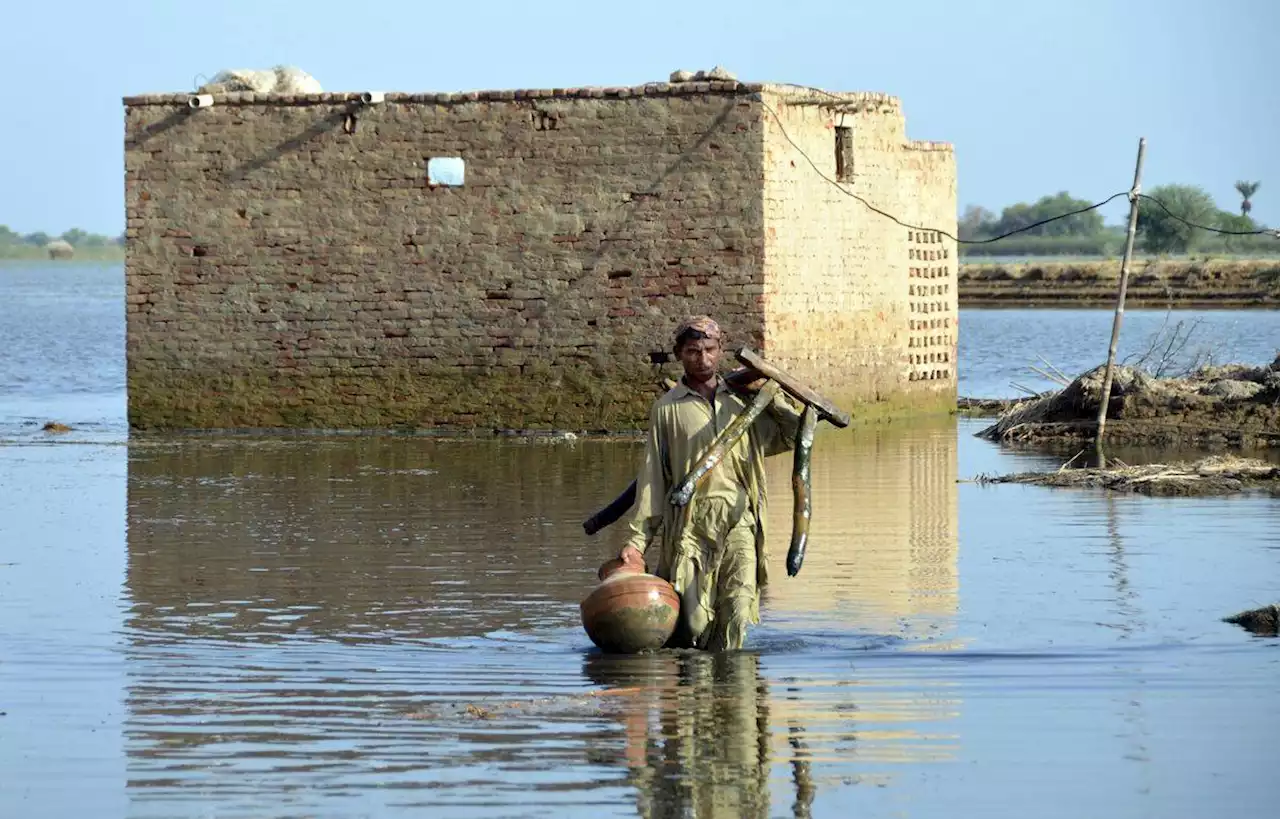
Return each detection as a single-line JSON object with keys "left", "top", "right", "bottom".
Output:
{"left": 124, "top": 85, "right": 766, "bottom": 430}
{"left": 760, "top": 88, "right": 957, "bottom": 414}
{"left": 124, "top": 81, "right": 956, "bottom": 430}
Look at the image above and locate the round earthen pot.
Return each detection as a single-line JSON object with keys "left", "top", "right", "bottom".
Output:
{"left": 580, "top": 569, "right": 680, "bottom": 654}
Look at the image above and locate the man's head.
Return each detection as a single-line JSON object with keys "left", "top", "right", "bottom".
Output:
{"left": 673, "top": 315, "right": 723, "bottom": 384}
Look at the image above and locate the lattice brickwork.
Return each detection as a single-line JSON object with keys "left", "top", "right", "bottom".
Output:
{"left": 906, "top": 230, "right": 954, "bottom": 383}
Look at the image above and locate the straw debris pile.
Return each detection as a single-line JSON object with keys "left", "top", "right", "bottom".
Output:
{"left": 979, "top": 357, "right": 1280, "bottom": 448}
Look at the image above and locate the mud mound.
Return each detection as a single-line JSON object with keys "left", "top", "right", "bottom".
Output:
{"left": 1224, "top": 603, "right": 1280, "bottom": 637}
{"left": 979, "top": 357, "right": 1280, "bottom": 448}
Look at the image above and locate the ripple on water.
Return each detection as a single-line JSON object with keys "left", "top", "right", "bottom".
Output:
{"left": 4, "top": 272, "right": 1279, "bottom": 816}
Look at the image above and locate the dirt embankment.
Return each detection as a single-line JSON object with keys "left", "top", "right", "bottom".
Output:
{"left": 959, "top": 259, "right": 1280, "bottom": 307}
{"left": 977, "top": 358, "right": 1280, "bottom": 449}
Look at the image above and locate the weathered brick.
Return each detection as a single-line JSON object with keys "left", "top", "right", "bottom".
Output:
{"left": 123, "top": 82, "right": 955, "bottom": 430}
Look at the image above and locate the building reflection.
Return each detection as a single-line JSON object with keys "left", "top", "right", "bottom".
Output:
{"left": 584, "top": 651, "right": 779, "bottom": 819}
{"left": 124, "top": 437, "right": 640, "bottom": 642}
{"left": 583, "top": 648, "right": 961, "bottom": 816}
{"left": 759, "top": 416, "right": 961, "bottom": 639}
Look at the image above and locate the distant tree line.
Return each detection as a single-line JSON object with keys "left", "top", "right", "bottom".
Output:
{"left": 0, "top": 225, "right": 125, "bottom": 248}
{"left": 959, "top": 182, "right": 1274, "bottom": 257}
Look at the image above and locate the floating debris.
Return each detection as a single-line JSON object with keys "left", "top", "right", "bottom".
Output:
{"left": 971, "top": 454, "right": 1280, "bottom": 497}
{"left": 42, "top": 422, "right": 72, "bottom": 433}
{"left": 1224, "top": 604, "right": 1279, "bottom": 637}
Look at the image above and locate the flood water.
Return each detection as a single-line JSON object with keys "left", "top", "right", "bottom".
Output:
{"left": 2, "top": 263, "right": 1278, "bottom": 818}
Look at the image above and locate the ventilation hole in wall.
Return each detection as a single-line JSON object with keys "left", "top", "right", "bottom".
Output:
{"left": 235, "top": 208, "right": 247, "bottom": 220}
{"left": 834, "top": 126, "right": 854, "bottom": 181}
{"left": 586, "top": 319, "right": 598, "bottom": 327}
{"left": 648, "top": 351, "right": 672, "bottom": 364}
{"left": 427, "top": 157, "right": 465, "bottom": 187}
{"left": 343, "top": 113, "right": 357, "bottom": 135}
{"left": 607, "top": 270, "right": 633, "bottom": 280}
{"left": 191, "top": 245, "right": 208, "bottom": 257}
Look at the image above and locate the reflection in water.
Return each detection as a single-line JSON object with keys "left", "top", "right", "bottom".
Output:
{"left": 121, "top": 425, "right": 963, "bottom": 813}
{"left": 125, "top": 437, "right": 642, "bottom": 642}
{"left": 9, "top": 269, "right": 1278, "bottom": 817}
{"left": 585, "top": 652, "right": 774, "bottom": 819}
{"left": 761, "top": 417, "right": 960, "bottom": 640}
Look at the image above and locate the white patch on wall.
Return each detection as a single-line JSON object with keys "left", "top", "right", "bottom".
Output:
{"left": 427, "top": 157, "right": 465, "bottom": 187}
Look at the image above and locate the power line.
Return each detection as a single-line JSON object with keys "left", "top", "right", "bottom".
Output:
{"left": 961, "top": 194, "right": 1128, "bottom": 244}
{"left": 757, "top": 97, "right": 1278, "bottom": 244}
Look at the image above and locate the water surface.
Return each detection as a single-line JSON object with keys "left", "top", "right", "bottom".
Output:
{"left": 2, "top": 262, "right": 1277, "bottom": 818}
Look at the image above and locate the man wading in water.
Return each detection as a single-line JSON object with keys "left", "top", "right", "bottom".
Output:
{"left": 614, "top": 316, "right": 802, "bottom": 651}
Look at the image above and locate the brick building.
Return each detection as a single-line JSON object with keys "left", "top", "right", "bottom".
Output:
{"left": 123, "top": 79, "right": 957, "bottom": 430}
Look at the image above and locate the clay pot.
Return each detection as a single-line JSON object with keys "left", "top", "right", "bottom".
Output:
{"left": 580, "top": 569, "right": 680, "bottom": 654}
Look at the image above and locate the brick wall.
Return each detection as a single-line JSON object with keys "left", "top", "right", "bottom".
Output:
{"left": 759, "top": 88, "right": 957, "bottom": 414}
{"left": 125, "top": 85, "right": 766, "bottom": 430}
{"left": 124, "top": 81, "right": 955, "bottom": 430}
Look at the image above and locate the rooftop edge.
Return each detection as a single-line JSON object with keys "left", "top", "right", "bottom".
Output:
{"left": 122, "top": 82, "right": 902, "bottom": 108}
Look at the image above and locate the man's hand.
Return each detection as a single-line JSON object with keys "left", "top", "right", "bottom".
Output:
{"left": 598, "top": 545, "right": 646, "bottom": 581}
{"left": 618, "top": 545, "right": 645, "bottom": 568}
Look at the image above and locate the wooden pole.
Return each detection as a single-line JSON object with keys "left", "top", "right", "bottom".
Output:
{"left": 1093, "top": 138, "right": 1147, "bottom": 465}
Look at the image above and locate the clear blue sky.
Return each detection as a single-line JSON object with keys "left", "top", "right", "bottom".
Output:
{"left": 3, "top": 0, "right": 1277, "bottom": 236}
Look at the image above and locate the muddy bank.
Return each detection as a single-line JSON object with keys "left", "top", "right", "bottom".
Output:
{"left": 978, "top": 359, "right": 1280, "bottom": 448}
{"left": 956, "top": 397, "right": 1021, "bottom": 416}
{"left": 959, "top": 259, "right": 1280, "bottom": 307}
{"left": 971, "top": 454, "right": 1280, "bottom": 497}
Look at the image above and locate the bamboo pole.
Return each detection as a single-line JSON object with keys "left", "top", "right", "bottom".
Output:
{"left": 1094, "top": 138, "right": 1147, "bottom": 466}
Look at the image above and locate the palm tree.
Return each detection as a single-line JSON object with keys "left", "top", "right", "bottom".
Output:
{"left": 1234, "top": 180, "right": 1260, "bottom": 217}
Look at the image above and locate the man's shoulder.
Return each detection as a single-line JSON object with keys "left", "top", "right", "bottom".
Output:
{"left": 654, "top": 386, "right": 684, "bottom": 407}
{"left": 649, "top": 390, "right": 683, "bottom": 421}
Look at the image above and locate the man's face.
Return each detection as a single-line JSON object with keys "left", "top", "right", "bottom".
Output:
{"left": 678, "top": 337, "right": 721, "bottom": 382}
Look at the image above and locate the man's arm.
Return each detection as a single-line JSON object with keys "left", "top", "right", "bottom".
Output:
{"left": 621, "top": 405, "right": 667, "bottom": 559}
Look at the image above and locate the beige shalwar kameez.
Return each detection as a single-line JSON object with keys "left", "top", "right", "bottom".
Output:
{"left": 624, "top": 377, "right": 802, "bottom": 651}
